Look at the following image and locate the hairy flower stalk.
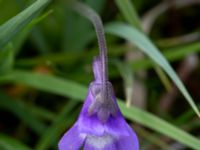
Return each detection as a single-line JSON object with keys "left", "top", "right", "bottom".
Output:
{"left": 59, "top": 1, "right": 139, "bottom": 150}
{"left": 72, "top": 2, "right": 109, "bottom": 118}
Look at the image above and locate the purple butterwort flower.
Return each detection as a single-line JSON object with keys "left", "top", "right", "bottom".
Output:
{"left": 59, "top": 57, "right": 139, "bottom": 150}
{"left": 59, "top": 2, "right": 139, "bottom": 150}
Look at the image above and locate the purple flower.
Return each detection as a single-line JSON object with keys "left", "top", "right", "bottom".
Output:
{"left": 59, "top": 2, "right": 139, "bottom": 149}
{"left": 58, "top": 57, "right": 139, "bottom": 150}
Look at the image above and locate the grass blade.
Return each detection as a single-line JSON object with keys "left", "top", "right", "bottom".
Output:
{"left": 0, "top": 70, "right": 87, "bottom": 100}
{"left": 0, "top": 0, "right": 51, "bottom": 48}
{"left": 105, "top": 22, "right": 200, "bottom": 117}
{"left": 0, "top": 134, "right": 31, "bottom": 150}
{"left": 35, "top": 100, "right": 78, "bottom": 150}
{"left": 0, "top": 44, "right": 14, "bottom": 75}
{"left": 0, "top": 92, "right": 46, "bottom": 135}
{"left": 115, "top": 0, "right": 141, "bottom": 30}
{"left": 118, "top": 101, "right": 200, "bottom": 149}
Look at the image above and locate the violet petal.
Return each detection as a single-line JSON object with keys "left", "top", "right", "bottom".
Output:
{"left": 78, "top": 90, "right": 105, "bottom": 135}
{"left": 58, "top": 124, "right": 86, "bottom": 150}
{"left": 93, "top": 56, "right": 102, "bottom": 83}
{"left": 116, "top": 125, "right": 139, "bottom": 150}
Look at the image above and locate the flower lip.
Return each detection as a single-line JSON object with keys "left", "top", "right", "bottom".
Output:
{"left": 85, "top": 133, "right": 115, "bottom": 149}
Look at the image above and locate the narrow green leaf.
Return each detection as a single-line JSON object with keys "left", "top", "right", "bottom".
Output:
{"left": 0, "top": 70, "right": 87, "bottom": 100}
{"left": 0, "top": 0, "right": 51, "bottom": 48}
{"left": 115, "top": 0, "right": 141, "bottom": 30}
{"left": 0, "top": 70, "right": 200, "bottom": 149}
{"left": 0, "top": 92, "right": 46, "bottom": 135}
{"left": 154, "top": 66, "right": 172, "bottom": 91}
{"left": 14, "top": 9, "right": 53, "bottom": 54}
{"left": 35, "top": 100, "right": 78, "bottom": 150}
{"left": 115, "top": 0, "right": 172, "bottom": 92}
{"left": 0, "top": 43, "right": 14, "bottom": 74}
{"left": 130, "top": 41, "right": 200, "bottom": 71}
{"left": 30, "top": 105, "right": 56, "bottom": 121}
{"left": 0, "top": 134, "right": 31, "bottom": 150}
{"left": 118, "top": 102, "right": 200, "bottom": 149}
{"left": 105, "top": 22, "right": 200, "bottom": 117}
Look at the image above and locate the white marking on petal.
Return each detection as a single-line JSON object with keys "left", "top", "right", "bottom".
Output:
{"left": 80, "top": 133, "right": 87, "bottom": 139}
{"left": 86, "top": 134, "right": 114, "bottom": 149}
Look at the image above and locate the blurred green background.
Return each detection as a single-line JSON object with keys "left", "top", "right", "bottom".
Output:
{"left": 0, "top": 0, "right": 200, "bottom": 150}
